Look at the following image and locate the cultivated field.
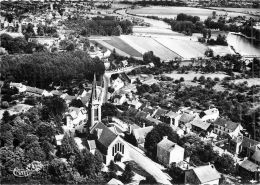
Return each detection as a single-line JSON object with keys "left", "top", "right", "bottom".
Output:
{"left": 94, "top": 40, "right": 130, "bottom": 57}
{"left": 104, "top": 37, "right": 142, "bottom": 57}
{"left": 208, "top": 46, "right": 235, "bottom": 56}
{"left": 123, "top": 35, "right": 181, "bottom": 60}
{"left": 128, "top": 6, "right": 250, "bottom": 20}
{"left": 154, "top": 38, "right": 208, "bottom": 58}
{"left": 163, "top": 71, "right": 228, "bottom": 81}
{"left": 133, "top": 27, "right": 183, "bottom": 36}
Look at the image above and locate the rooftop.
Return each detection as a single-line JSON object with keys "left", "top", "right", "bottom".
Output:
{"left": 214, "top": 118, "right": 240, "bottom": 131}
{"left": 153, "top": 108, "right": 168, "bottom": 118}
{"left": 252, "top": 150, "right": 260, "bottom": 163}
{"left": 135, "top": 111, "right": 149, "bottom": 119}
{"left": 157, "top": 138, "right": 184, "bottom": 152}
{"left": 191, "top": 119, "right": 211, "bottom": 130}
{"left": 132, "top": 126, "right": 153, "bottom": 144}
{"left": 192, "top": 165, "right": 221, "bottom": 184}
{"left": 179, "top": 113, "right": 194, "bottom": 123}
{"left": 165, "top": 111, "right": 181, "bottom": 118}
{"left": 240, "top": 159, "right": 259, "bottom": 172}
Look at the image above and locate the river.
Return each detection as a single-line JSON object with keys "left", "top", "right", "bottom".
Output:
{"left": 226, "top": 33, "right": 260, "bottom": 55}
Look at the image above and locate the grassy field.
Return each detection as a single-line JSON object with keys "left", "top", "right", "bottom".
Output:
{"left": 163, "top": 71, "right": 228, "bottom": 81}
{"left": 128, "top": 6, "right": 250, "bottom": 20}
{"left": 104, "top": 37, "right": 142, "bottom": 57}
{"left": 123, "top": 35, "right": 180, "bottom": 60}
{"left": 208, "top": 45, "right": 234, "bottom": 56}
{"left": 155, "top": 38, "right": 208, "bottom": 58}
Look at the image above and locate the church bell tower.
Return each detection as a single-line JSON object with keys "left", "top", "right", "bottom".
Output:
{"left": 88, "top": 74, "right": 102, "bottom": 128}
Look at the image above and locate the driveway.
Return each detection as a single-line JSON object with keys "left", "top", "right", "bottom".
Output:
{"left": 127, "top": 143, "right": 172, "bottom": 184}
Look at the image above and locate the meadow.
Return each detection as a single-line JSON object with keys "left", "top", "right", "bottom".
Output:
{"left": 154, "top": 38, "right": 208, "bottom": 58}
{"left": 123, "top": 36, "right": 181, "bottom": 60}
{"left": 128, "top": 6, "right": 252, "bottom": 20}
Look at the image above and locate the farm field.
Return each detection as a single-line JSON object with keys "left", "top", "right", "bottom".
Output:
{"left": 163, "top": 71, "right": 228, "bottom": 81}
{"left": 208, "top": 7, "right": 260, "bottom": 13}
{"left": 133, "top": 27, "right": 183, "bottom": 36}
{"left": 104, "top": 37, "right": 142, "bottom": 57}
{"left": 128, "top": 6, "right": 250, "bottom": 20}
{"left": 94, "top": 40, "right": 130, "bottom": 57}
{"left": 123, "top": 35, "right": 181, "bottom": 60}
{"left": 154, "top": 38, "right": 208, "bottom": 58}
{"left": 208, "top": 45, "right": 234, "bottom": 56}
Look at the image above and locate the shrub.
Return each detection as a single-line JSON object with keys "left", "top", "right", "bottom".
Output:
{"left": 180, "top": 77, "right": 185, "bottom": 82}
{"left": 1, "top": 101, "right": 9, "bottom": 108}
{"left": 24, "top": 97, "right": 37, "bottom": 106}
{"left": 214, "top": 77, "right": 220, "bottom": 81}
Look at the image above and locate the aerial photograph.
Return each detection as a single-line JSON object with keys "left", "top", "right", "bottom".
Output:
{"left": 0, "top": 0, "right": 260, "bottom": 184}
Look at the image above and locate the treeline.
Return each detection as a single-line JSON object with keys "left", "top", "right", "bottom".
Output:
{"left": 64, "top": 17, "right": 133, "bottom": 36}
{"left": 163, "top": 14, "right": 204, "bottom": 35}
{"left": 0, "top": 51, "right": 105, "bottom": 88}
{"left": 96, "top": 4, "right": 111, "bottom": 9}
{"left": 0, "top": 33, "right": 46, "bottom": 54}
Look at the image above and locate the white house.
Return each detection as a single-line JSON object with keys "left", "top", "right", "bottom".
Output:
{"left": 65, "top": 107, "right": 87, "bottom": 129}
{"left": 157, "top": 136, "right": 184, "bottom": 166}
{"left": 199, "top": 108, "right": 219, "bottom": 122}
{"left": 10, "top": 82, "right": 27, "bottom": 93}
{"left": 214, "top": 118, "right": 243, "bottom": 137}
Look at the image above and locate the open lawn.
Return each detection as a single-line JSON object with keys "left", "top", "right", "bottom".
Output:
{"left": 123, "top": 35, "right": 180, "bottom": 60}
{"left": 155, "top": 38, "right": 208, "bottom": 59}
{"left": 163, "top": 71, "right": 228, "bottom": 81}
{"left": 0, "top": 104, "right": 33, "bottom": 120}
{"left": 209, "top": 45, "right": 235, "bottom": 56}
{"left": 104, "top": 37, "right": 142, "bottom": 57}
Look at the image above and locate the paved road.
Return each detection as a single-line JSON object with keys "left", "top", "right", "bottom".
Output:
{"left": 127, "top": 143, "right": 172, "bottom": 185}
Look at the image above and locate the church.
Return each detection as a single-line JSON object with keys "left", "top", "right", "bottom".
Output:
{"left": 87, "top": 74, "right": 129, "bottom": 165}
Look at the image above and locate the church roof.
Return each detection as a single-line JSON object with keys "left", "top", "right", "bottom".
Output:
{"left": 90, "top": 122, "right": 117, "bottom": 149}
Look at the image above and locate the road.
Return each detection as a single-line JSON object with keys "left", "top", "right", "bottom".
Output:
{"left": 127, "top": 143, "right": 172, "bottom": 185}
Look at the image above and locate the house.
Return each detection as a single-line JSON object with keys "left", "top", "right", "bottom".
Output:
{"left": 199, "top": 108, "right": 219, "bottom": 122}
{"left": 128, "top": 123, "right": 141, "bottom": 134}
{"left": 179, "top": 113, "right": 195, "bottom": 125}
{"left": 113, "top": 94, "right": 126, "bottom": 105}
{"left": 50, "top": 90, "right": 63, "bottom": 96}
{"left": 190, "top": 119, "right": 211, "bottom": 133}
{"left": 127, "top": 99, "right": 142, "bottom": 109}
{"left": 61, "top": 94, "right": 76, "bottom": 103}
{"left": 161, "top": 111, "right": 182, "bottom": 127}
{"left": 42, "top": 90, "right": 53, "bottom": 97}
{"left": 77, "top": 89, "right": 87, "bottom": 98}
{"left": 107, "top": 178, "right": 124, "bottom": 185}
{"left": 146, "top": 116, "right": 161, "bottom": 125}
{"left": 135, "top": 111, "right": 149, "bottom": 119}
{"left": 153, "top": 108, "right": 168, "bottom": 119}
{"left": 10, "top": 82, "right": 26, "bottom": 93}
{"left": 65, "top": 107, "right": 87, "bottom": 129}
{"left": 239, "top": 159, "right": 260, "bottom": 181}
{"left": 26, "top": 86, "right": 44, "bottom": 96}
{"left": 142, "top": 107, "right": 156, "bottom": 117}
{"left": 157, "top": 136, "right": 184, "bottom": 166}
{"left": 214, "top": 118, "right": 243, "bottom": 137}
{"left": 185, "top": 164, "right": 221, "bottom": 185}
{"left": 251, "top": 150, "right": 260, "bottom": 165}
{"left": 229, "top": 135, "right": 260, "bottom": 157}
{"left": 171, "top": 125, "right": 185, "bottom": 137}
{"left": 132, "top": 125, "right": 153, "bottom": 150}
{"left": 90, "top": 122, "right": 129, "bottom": 165}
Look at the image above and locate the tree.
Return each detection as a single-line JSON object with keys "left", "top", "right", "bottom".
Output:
{"left": 2, "top": 111, "right": 10, "bottom": 123}
{"left": 25, "top": 142, "right": 46, "bottom": 162}
{"left": 205, "top": 48, "right": 214, "bottom": 57}
{"left": 70, "top": 99, "right": 84, "bottom": 108}
{"left": 214, "top": 154, "right": 236, "bottom": 175}
{"left": 24, "top": 97, "right": 37, "bottom": 106}
{"left": 202, "top": 28, "right": 208, "bottom": 38}
{"left": 101, "top": 103, "right": 118, "bottom": 119}
{"left": 108, "top": 160, "right": 118, "bottom": 179}
{"left": 212, "top": 11, "right": 217, "bottom": 19}
{"left": 180, "top": 77, "right": 185, "bottom": 82}
{"left": 122, "top": 163, "right": 134, "bottom": 182}
{"left": 60, "top": 132, "right": 80, "bottom": 159}
{"left": 145, "top": 123, "right": 179, "bottom": 157}
{"left": 1, "top": 101, "right": 9, "bottom": 109}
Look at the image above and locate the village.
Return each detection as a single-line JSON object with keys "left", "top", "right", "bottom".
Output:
{"left": 1, "top": 0, "right": 260, "bottom": 185}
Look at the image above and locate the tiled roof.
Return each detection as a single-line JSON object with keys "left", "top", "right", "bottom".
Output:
{"left": 90, "top": 122, "right": 117, "bottom": 149}
{"left": 26, "top": 86, "right": 44, "bottom": 94}
{"left": 241, "top": 137, "right": 260, "bottom": 149}
{"left": 252, "top": 151, "right": 260, "bottom": 163}
{"left": 63, "top": 94, "right": 76, "bottom": 101}
{"left": 153, "top": 108, "right": 168, "bottom": 118}
{"left": 50, "top": 90, "right": 63, "bottom": 96}
{"left": 135, "top": 111, "right": 149, "bottom": 118}
{"left": 240, "top": 159, "right": 259, "bottom": 172}
{"left": 179, "top": 113, "right": 194, "bottom": 123}
{"left": 146, "top": 116, "right": 161, "bottom": 125}
{"left": 157, "top": 139, "right": 184, "bottom": 152}
{"left": 191, "top": 119, "right": 211, "bottom": 130}
{"left": 107, "top": 178, "right": 124, "bottom": 185}
{"left": 214, "top": 118, "right": 239, "bottom": 131}
{"left": 165, "top": 111, "right": 181, "bottom": 118}
{"left": 132, "top": 126, "right": 153, "bottom": 144}
{"left": 143, "top": 107, "right": 155, "bottom": 115}
{"left": 192, "top": 165, "right": 221, "bottom": 184}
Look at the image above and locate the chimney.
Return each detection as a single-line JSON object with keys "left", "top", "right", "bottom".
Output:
{"left": 163, "top": 136, "right": 168, "bottom": 140}
{"left": 129, "top": 124, "right": 132, "bottom": 134}
{"left": 143, "top": 123, "right": 145, "bottom": 128}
